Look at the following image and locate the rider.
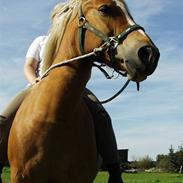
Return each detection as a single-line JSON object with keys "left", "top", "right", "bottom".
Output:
{"left": 0, "top": 3, "right": 123, "bottom": 183}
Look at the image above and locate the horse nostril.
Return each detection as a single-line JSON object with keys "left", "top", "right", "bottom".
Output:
{"left": 138, "top": 46, "right": 153, "bottom": 65}
{"left": 138, "top": 45, "right": 160, "bottom": 75}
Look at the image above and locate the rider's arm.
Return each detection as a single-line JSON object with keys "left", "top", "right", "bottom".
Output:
{"left": 24, "top": 58, "right": 39, "bottom": 85}
{"left": 24, "top": 36, "right": 43, "bottom": 85}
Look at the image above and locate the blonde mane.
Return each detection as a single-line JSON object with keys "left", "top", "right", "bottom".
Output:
{"left": 41, "top": 0, "right": 81, "bottom": 75}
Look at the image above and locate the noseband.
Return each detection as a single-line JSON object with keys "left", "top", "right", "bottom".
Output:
{"left": 78, "top": 7, "right": 145, "bottom": 67}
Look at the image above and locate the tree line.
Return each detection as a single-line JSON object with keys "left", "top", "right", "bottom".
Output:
{"left": 128, "top": 143, "right": 183, "bottom": 173}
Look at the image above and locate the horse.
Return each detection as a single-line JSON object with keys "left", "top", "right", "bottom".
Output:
{"left": 8, "top": 0, "right": 160, "bottom": 182}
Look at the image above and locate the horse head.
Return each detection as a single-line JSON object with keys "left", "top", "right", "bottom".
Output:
{"left": 79, "top": 0, "right": 160, "bottom": 82}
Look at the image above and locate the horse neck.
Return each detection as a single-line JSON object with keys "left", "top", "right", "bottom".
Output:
{"left": 50, "top": 16, "right": 92, "bottom": 96}
{"left": 46, "top": 23, "right": 93, "bottom": 111}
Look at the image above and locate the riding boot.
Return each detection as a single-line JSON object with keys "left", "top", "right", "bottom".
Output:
{"left": 107, "top": 163, "right": 124, "bottom": 183}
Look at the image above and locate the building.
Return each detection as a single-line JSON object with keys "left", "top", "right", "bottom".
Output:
{"left": 118, "top": 149, "right": 128, "bottom": 164}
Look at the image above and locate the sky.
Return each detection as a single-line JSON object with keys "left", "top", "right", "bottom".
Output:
{"left": 0, "top": 0, "right": 183, "bottom": 161}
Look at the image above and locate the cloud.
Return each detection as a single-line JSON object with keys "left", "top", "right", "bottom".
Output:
{"left": 127, "top": 0, "right": 167, "bottom": 25}
{"left": 0, "top": 1, "right": 59, "bottom": 110}
{"left": 0, "top": 0, "right": 182, "bottom": 160}
{"left": 0, "top": 57, "right": 26, "bottom": 111}
{"left": 89, "top": 37, "right": 183, "bottom": 160}
{"left": 117, "top": 122, "right": 183, "bottom": 160}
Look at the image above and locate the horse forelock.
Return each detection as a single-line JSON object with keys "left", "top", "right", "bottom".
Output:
{"left": 41, "top": 0, "right": 81, "bottom": 75}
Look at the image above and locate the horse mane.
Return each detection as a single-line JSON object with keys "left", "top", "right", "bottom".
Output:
{"left": 41, "top": 0, "right": 81, "bottom": 75}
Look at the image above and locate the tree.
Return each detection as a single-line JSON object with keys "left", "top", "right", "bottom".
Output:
{"left": 176, "top": 146, "right": 183, "bottom": 173}
{"left": 131, "top": 155, "right": 154, "bottom": 170}
{"left": 178, "top": 141, "right": 183, "bottom": 152}
{"left": 156, "top": 144, "right": 183, "bottom": 172}
{"left": 156, "top": 154, "right": 171, "bottom": 172}
{"left": 168, "top": 145, "right": 178, "bottom": 172}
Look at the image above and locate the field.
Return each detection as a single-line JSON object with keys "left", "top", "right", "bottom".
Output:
{"left": 1, "top": 168, "right": 183, "bottom": 183}
{"left": 93, "top": 172, "right": 183, "bottom": 183}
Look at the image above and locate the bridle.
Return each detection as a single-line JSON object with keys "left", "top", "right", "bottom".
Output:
{"left": 78, "top": 6, "right": 144, "bottom": 103}
{"left": 78, "top": 6, "right": 145, "bottom": 68}
{"left": 41, "top": 4, "right": 145, "bottom": 103}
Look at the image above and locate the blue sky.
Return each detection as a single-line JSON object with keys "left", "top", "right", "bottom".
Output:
{"left": 0, "top": 0, "right": 183, "bottom": 160}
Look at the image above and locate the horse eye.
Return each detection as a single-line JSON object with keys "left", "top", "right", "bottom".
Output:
{"left": 98, "top": 5, "right": 111, "bottom": 15}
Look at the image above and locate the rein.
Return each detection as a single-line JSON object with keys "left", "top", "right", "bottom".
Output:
{"left": 98, "top": 79, "right": 130, "bottom": 104}
{"left": 40, "top": 48, "right": 131, "bottom": 104}
{"left": 41, "top": 50, "right": 97, "bottom": 79}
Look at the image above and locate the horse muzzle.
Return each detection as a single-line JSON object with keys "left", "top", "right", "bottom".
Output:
{"left": 118, "top": 43, "right": 160, "bottom": 82}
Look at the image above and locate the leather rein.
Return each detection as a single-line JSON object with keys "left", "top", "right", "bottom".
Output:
{"left": 41, "top": 6, "right": 145, "bottom": 104}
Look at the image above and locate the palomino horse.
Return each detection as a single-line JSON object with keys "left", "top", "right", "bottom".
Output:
{"left": 8, "top": 0, "right": 160, "bottom": 182}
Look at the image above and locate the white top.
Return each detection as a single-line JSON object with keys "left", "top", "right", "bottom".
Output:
{"left": 26, "top": 35, "right": 48, "bottom": 76}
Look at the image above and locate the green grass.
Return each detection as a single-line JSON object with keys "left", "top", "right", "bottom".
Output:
{"left": 93, "top": 172, "right": 183, "bottom": 183}
{"left": 1, "top": 167, "right": 10, "bottom": 183}
{"left": 1, "top": 167, "right": 183, "bottom": 183}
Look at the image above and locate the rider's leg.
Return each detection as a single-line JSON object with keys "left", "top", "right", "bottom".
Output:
{"left": 83, "top": 88, "right": 123, "bottom": 183}
{"left": 0, "top": 87, "right": 30, "bottom": 165}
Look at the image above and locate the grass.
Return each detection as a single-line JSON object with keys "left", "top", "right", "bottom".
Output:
{"left": 1, "top": 167, "right": 10, "bottom": 183}
{"left": 1, "top": 167, "right": 183, "bottom": 183}
{"left": 94, "top": 172, "right": 183, "bottom": 183}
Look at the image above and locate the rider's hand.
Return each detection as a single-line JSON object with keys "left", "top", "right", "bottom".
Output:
{"left": 31, "top": 77, "right": 41, "bottom": 85}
